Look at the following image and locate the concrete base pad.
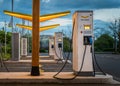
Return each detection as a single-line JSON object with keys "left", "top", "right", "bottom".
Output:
{"left": 0, "top": 72, "right": 119, "bottom": 84}
{"left": 20, "top": 56, "right": 51, "bottom": 60}
{"left": 27, "top": 56, "right": 50, "bottom": 58}
{"left": 6, "top": 60, "right": 57, "bottom": 63}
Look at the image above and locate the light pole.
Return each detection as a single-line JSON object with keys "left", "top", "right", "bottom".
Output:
{"left": 21, "top": 19, "right": 25, "bottom": 36}
{"left": 27, "top": 21, "right": 30, "bottom": 55}
{"left": 11, "top": 0, "right": 14, "bottom": 32}
{"left": 4, "top": 20, "right": 7, "bottom": 55}
{"left": 11, "top": 0, "right": 14, "bottom": 60}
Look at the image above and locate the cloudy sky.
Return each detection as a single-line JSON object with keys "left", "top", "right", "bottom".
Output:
{"left": 0, "top": 0, "right": 120, "bottom": 35}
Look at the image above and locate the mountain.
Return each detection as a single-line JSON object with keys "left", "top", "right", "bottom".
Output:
{"left": 94, "top": 19, "right": 112, "bottom": 38}
{"left": 94, "top": 19, "right": 110, "bottom": 30}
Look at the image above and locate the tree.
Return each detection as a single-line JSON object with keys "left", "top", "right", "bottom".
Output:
{"left": 0, "top": 30, "right": 12, "bottom": 60}
{"left": 109, "top": 19, "right": 120, "bottom": 53}
{"left": 0, "top": 30, "right": 5, "bottom": 44}
{"left": 61, "top": 28, "right": 72, "bottom": 52}
{"left": 94, "top": 34, "right": 114, "bottom": 52}
{"left": 118, "top": 19, "right": 120, "bottom": 53}
{"left": 63, "top": 37, "right": 71, "bottom": 52}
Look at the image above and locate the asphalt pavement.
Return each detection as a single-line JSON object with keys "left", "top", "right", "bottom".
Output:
{"left": 0, "top": 53, "right": 120, "bottom": 81}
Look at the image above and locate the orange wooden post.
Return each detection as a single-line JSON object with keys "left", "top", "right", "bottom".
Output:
{"left": 31, "top": 0, "right": 40, "bottom": 76}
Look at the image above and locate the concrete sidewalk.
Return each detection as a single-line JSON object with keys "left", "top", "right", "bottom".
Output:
{"left": 0, "top": 72, "right": 119, "bottom": 84}
{"left": 1, "top": 54, "right": 120, "bottom": 86}
{"left": 6, "top": 60, "right": 57, "bottom": 63}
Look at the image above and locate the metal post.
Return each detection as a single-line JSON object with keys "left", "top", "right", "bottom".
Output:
{"left": 27, "top": 21, "right": 29, "bottom": 55}
{"left": 22, "top": 19, "right": 25, "bottom": 36}
{"left": 31, "top": 0, "right": 40, "bottom": 76}
{"left": 4, "top": 21, "right": 7, "bottom": 55}
{"left": 11, "top": 0, "right": 14, "bottom": 32}
{"left": 11, "top": 0, "right": 14, "bottom": 60}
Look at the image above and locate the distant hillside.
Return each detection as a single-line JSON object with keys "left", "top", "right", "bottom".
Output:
{"left": 40, "top": 35, "right": 53, "bottom": 48}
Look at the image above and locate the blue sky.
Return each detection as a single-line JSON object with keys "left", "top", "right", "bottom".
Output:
{"left": 0, "top": 0, "right": 120, "bottom": 35}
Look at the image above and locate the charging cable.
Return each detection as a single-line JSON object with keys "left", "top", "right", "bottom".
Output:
{"left": 53, "top": 45, "right": 87, "bottom": 80}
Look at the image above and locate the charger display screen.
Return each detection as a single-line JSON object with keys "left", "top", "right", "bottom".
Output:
{"left": 84, "top": 25, "right": 91, "bottom": 30}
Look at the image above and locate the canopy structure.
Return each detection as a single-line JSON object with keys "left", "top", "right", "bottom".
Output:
{"left": 4, "top": 10, "right": 70, "bottom": 31}
{"left": 16, "top": 24, "right": 60, "bottom": 31}
{"left": 4, "top": 10, "right": 70, "bottom": 22}
{"left": 3, "top": 1, "right": 70, "bottom": 76}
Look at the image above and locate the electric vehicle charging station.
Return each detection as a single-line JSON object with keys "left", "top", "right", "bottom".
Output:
{"left": 21, "top": 38, "right": 27, "bottom": 57}
{"left": 49, "top": 36, "right": 55, "bottom": 57}
{"left": 73, "top": 11, "right": 94, "bottom": 76}
{"left": 54, "top": 32, "right": 63, "bottom": 60}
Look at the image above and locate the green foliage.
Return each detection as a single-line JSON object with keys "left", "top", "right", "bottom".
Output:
{"left": 6, "top": 32, "right": 12, "bottom": 44}
{"left": 118, "top": 32, "right": 120, "bottom": 53}
{"left": 63, "top": 37, "right": 71, "bottom": 52}
{"left": 2, "top": 45, "right": 12, "bottom": 54}
{"left": 0, "top": 31, "right": 12, "bottom": 44}
{"left": 0, "top": 46, "right": 11, "bottom": 60}
{"left": 40, "top": 48, "right": 48, "bottom": 53}
{"left": 0, "top": 30, "right": 12, "bottom": 60}
{"left": 94, "top": 34, "right": 114, "bottom": 52}
{"left": 0, "top": 30, "right": 5, "bottom": 43}
{"left": 1, "top": 53, "right": 11, "bottom": 60}
{"left": 103, "top": 48, "right": 115, "bottom": 52}
{"left": 28, "top": 36, "right": 32, "bottom": 53}
{"left": 108, "top": 19, "right": 120, "bottom": 53}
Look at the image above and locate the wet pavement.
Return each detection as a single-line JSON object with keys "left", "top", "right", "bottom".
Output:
{"left": 95, "top": 54, "right": 120, "bottom": 81}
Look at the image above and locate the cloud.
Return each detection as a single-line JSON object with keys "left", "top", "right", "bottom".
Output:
{"left": 0, "top": 22, "right": 5, "bottom": 28}
{"left": 0, "top": 21, "right": 12, "bottom": 32}
{"left": 41, "top": 0, "right": 120, "bottom": 13}
{"left": 0, "top": 21, "right": 10, "bottom": 28}
{"left": 1, "top": 0, "right": 120, "bottom": 35}
{"left": 94, "top": 8, "right": 120, "bottom": 22}
{"left": 42, "top": 0, "right": 50, "bottom": 3}
{"left": 0, "top": 0, "right": 3, "bottom": 5}
{"left": 16, "top": 0, "right": 20, "bottom": 2}
{"left": 0, "top": 0, "right": 3, "bottom": 3}
{"left": 41, "top": 18, "right": 72, "bottom": 27}
{"left": 40, "top": 18, "right": 72, "bottom": 35}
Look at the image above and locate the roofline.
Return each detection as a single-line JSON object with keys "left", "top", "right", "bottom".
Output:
{"left": 75, "top": 10, "right": 93, "bottom": 12}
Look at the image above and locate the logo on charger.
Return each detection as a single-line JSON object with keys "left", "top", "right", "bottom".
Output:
{"left": 81, "top": 16, "right": 89, "bottom": 21}
{"left": 81, "top": 16, "right": 89, "bottom": 18}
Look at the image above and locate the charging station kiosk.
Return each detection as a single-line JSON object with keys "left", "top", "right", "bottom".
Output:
{"left": 49, "top": 36, "right": 55, "bottom": 57}
{"left": 73, "top": 11, "right": 94, "bottom": 76}
{"left": 21, "top": 38, "right": 27, "bottom": 57}
{"left": 54, "top": 32, "right": 63, "bottom": 60}
{"left": 11, "top": 33, "right": 20, "bottom": 61}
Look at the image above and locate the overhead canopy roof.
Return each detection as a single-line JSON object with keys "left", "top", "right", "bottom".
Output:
{"left": 4, "top": 10, "right": 70, "bottom": 22}
{"left": 16, "top": 24, "right": 60, "bottom": 32}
